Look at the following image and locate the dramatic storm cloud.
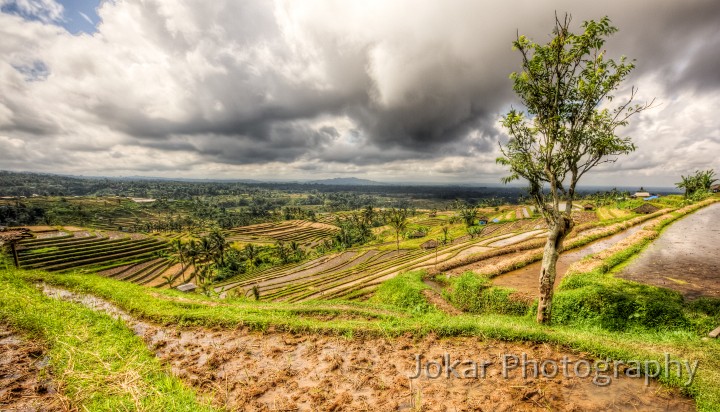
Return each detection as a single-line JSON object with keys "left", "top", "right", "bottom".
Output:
{"left": 0, "top": 0, "right": 718, "bottom": 185}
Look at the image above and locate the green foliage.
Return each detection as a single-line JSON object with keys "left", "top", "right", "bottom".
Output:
{"left": 387, "top": 208, "right": 409, "bottom": 251}
{"left": 676, "top": 169, "right": 716, "bottom": 198}
{"left": 684, "top": 298, "right": 720, "bottom": 335}
{"left": 497, "top": 14, "right": 651, "bottom": 323}
{"left": 457, "top": 203, "right": 479, "bottom": 227}
{"left": 371, "top": 271, "right": 433, "bottom": 315}
{"left": 0, "top": 270, "right": 216, "bottom": 411}
{"left": 333, "top": 211, "right": 374, "bottom": 249}
{"left": 448, "top": 272, "right": 530, "bottom": 316}
{"left": 7, "top": 267, "right": 720, "bottom": 410}
{"left": 554, "top": 275, "right": 689, "bottom": 331}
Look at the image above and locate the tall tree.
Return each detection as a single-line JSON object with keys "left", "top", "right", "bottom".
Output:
{"left": 498, "top": 14, "right": 651, "bottom": 324}
{"left": 387, "top": 208, "right": 408, "bottom": 253}
{"left": 169, "top": 239, "right": 188, "bottom": 282}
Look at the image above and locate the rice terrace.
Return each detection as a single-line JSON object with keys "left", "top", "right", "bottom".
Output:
{"left": 1, "top": 1, "right": 720, "bottom": 411}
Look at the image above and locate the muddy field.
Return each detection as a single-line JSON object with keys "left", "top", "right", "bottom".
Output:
{"left": 42, "top": 285, "right": 694, "bottom": 411}
{"left": 0, "top": 324, "right": 65, "bottom": 411}
{"left": 491, "top": 224, "right": 647, "bottom": 295}
{"left": 619, "top": 203, "right": 720, "bottom": 299}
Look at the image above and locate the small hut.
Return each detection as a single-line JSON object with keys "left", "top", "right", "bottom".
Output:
{"left": 711, "top": 184, "right": 720, "bottom": 193}
{"left": 478, "top": 216, "right": 489, "bottom": 225}
{"left": 631, "top": 191, "right": 651, "bottom": 198}
{"left": 633, "top": 204, "right": 660, "bottom": 214}
{"left": 420, "top": 239, "right": 438, "bottom": 250}
{"left": 583, "top": 203, "right": 595, "bottom": 211}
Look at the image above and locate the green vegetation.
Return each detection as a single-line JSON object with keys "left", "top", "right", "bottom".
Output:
{"left": 0, "top": 270, "right": 216, "bottom": 411}
{"left": 3, "top": 265, "right": 720, "bottom": 410}
{"left": 3, "top": 172, "right": 719, "bottom": 409}
{"left": 497, "top": 15, "right": 651, "bottom": 323}
{"left": 371, "top": 271, "right": 434, "bottom": 315}
{"left": 445, "top": 271, "right": 530, "bottom": 316}
{"left": 676, "top": 169, "right": 717, "bottom": 199}
{"left": 556, "top": 199, "right": 719, "bottom": 333}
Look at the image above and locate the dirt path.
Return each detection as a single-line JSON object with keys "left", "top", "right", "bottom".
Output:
{"left": 619, "top": 202, "right": 720, "bottom": 299}
{"left": 40, "top": 285, "right": 695, "bottom": 412}
{"left": 0, "top": 324, "right": 66, "bottom": 411}
{"left": 491, "top": 224, "right": 647, "bottom": 295}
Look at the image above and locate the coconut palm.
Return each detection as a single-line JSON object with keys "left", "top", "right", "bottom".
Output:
{"left": 387, "top": 208, "right": 408, "bottom": 253}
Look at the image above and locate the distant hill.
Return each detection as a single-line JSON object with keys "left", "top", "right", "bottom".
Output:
{"left": 307, "top": 177, "right": 386, "bottom": 186}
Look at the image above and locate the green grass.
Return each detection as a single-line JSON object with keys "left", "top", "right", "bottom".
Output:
{"left": 7, "top": 266, "right": 720, "bottom": 409}
{"left": 26, "top": 246, "right": 59, "bottom": 254}
{"left": 446, "top": 271, "right": 531, "bottom": 316}
{"left": 0, "top": 270, "right": 217, "bottom": 411}
{"left": 370, "top": 270, "right": 435, "bottom": 315}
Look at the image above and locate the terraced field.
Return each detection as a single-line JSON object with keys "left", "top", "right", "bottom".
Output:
{"left": 225, "top": 219, "right": 339, "bottom": 247}
{"left": 15, "top": 228, "right": 175, "bottom": 286}
{"left": 215, "top": 218, "right": 547, "bottom": 301}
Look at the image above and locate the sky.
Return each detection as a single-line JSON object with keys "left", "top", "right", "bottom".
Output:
{"left": 0, "top": 0, "right": 718, "bottom": 186}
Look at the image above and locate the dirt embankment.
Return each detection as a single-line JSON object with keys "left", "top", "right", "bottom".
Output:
{"left": 40, "top": 285, "right": 694, "bottom": 412}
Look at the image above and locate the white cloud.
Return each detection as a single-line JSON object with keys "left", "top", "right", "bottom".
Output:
{"left": 0, "top": 0, "right": 717, "bottom": 185}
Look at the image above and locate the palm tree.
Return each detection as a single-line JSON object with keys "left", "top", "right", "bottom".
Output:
{"left": 458, "top": 204, "right": 479, "bottom": 228}
{"left": 170, "top": 239, "right": 187, "bottom": 276}
{"left": 186, "top": 239, "right": 199, "bottom": 281}
{"left": 361, "top": 205, "right": 375, "bottom": 226}
{"left": 209, "top": 229, "right": 227, "bottom": 267}
{"left": 387, "top": 208, "right": 408, "bottom": 253}
{"left": 244, "top": 244, "right": 258, "bottom": 272}
{"left": 275, "top": 241, "right": 289, "bottom": 264}
{"left": 199, "top": 237, "right": 214, "bottom": 264}
{"left": 289, "top": 240, "right": 303, "bottom": 261}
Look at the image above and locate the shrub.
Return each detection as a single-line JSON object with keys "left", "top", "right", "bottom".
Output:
{"left": 553, "top": 276, "right": 689, "bottom": 331}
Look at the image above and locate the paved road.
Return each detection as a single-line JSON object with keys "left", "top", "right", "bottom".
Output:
{"left": 619, "top": 202, "right": 720, "bottom": 299}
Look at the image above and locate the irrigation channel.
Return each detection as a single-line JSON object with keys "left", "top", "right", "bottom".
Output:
{"left": 619, "top": 202, "right": 720, "bottom": 299}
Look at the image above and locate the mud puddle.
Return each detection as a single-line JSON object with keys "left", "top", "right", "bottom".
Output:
{"left": 39, "top": 284, "right": 695, "bottom": 411}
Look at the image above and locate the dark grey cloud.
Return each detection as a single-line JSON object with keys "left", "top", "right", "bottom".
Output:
{"left": 0, "top": 0, "right": 718, "bottom": 184}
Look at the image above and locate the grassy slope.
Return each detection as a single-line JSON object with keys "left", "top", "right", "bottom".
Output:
{"left": 6, "top": 266, "right": 718, "bottom": 410}
{"left": 0, "top": 270, "right": 218, "bottom": 412}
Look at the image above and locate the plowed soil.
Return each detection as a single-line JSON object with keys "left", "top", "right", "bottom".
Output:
{"left": 41, "top": 285, "right": 695, "bottom": 412}
{"left": 0, "top": 324, "right": 66, "bottom": 411}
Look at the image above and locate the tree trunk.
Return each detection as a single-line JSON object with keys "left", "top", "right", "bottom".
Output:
{"left": 536, "top": 216, "right": 571, "bottom": 324}
{"left": 11, "top": 242, "right": 20, "bottom": 269}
